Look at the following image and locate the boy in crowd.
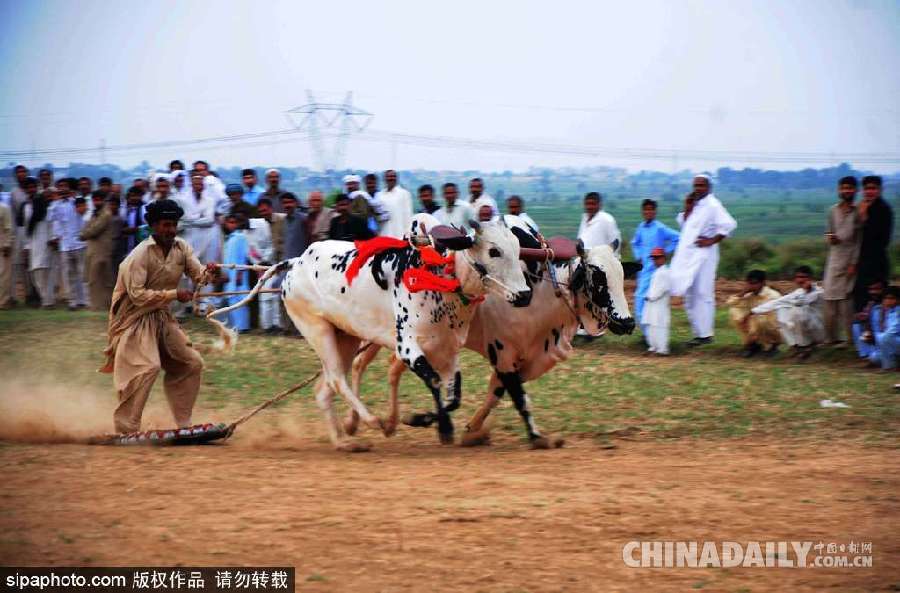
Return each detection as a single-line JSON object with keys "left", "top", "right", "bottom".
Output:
{"left": 871, "top": 286, "right": 900, "bottom": 371}
{"left": 631, "top": 198, "right": 679, "bottom": 336}
{"left": 642, "top": 247, "right": 672, "bottom": 356}
{"left": 852, "top": 280, "right": 885, "bottom": 363}
{"left": 222, "top": 213, "right": 250, "bottom": 333}
{"left": 748, "top": 266, "right": 824, "bottom": 360}
{"left": 727, "top": 269, "right": 782, "bottom": 357}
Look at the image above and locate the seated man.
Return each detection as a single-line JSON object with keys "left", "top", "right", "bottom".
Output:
{"left": 871, "top": 286, "right": 899, "bottom": 371}
{"left": 727, "top": 269, "right": 782, "bottom": 357}
{"left": 852, "top": 279, "right": 885, "bottom": 362}
{"left": 749, "top": 266, "right": 824, "bottom": 360}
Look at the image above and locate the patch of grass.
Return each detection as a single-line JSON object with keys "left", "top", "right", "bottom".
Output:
{"left": 305, "top": 573, "right": 327, "bottom": 582}
{"left": 0, "top": 308, "right": 898, "bottom": 445}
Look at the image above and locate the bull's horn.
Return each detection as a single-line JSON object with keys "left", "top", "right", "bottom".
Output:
{"left": 519, "top": 247, "right": 551, "bottom": 262}
{"left": 576, "top": 239, "right": 586, "bottom": 258}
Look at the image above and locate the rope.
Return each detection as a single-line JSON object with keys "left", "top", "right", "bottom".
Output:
{"left": 224, "top": 371, "right": 322, "bottom": 437}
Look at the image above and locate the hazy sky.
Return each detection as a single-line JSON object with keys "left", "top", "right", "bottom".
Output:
{"left": 1, "top": 0, "right": 898, "bottom": 172}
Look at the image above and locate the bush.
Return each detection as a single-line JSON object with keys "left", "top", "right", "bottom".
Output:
{"left": 719, "top": 238, "right": 826, "bottom": 280}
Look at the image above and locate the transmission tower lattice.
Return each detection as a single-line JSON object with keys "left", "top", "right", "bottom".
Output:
{"left": 285, "top": 91, "right": 373, "bottom": 173}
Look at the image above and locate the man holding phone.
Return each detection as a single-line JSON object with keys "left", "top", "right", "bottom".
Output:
{"left": 669, "top": 174, "right": 737, "bottom": 346}
{"left": 823, "top": 176, "right": 860, "bottom": 344}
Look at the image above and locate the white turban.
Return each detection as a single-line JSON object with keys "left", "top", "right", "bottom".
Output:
{"left": 694, "top": 173, "right": 713, "bottom": 185}
{"left": 265, "top": 168, "right": 279, "bottom": 177}
{"left": 472, "top": 195, "right": 499, "bottom": 218}
{"left": 343, "top": 174, "right": 361, "bottom": 185}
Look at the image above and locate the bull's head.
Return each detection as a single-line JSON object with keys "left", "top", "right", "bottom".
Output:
{"left": 432, "top": 220, "right": 532, "bottom": 307}
{"left": 571, "top": 240, "right": 635, "bottom": 335}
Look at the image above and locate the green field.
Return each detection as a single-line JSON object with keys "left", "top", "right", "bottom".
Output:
{"left": 1, "top": 308, "right": 897, "bottom": 445}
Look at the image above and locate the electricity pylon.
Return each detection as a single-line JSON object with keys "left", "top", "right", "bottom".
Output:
{"left": 286, "top": 90, "right": 373, "bottom": 174}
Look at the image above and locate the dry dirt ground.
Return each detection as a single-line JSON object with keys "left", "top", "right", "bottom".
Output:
{"left": 2, "top": 430, "right": 897, "bottom": 593}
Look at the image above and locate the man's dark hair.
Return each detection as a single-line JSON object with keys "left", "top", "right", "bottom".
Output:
{"left": 77, "top": 176, "right": 91, "bottom": 183}
{"left": 56, "top": 178, "right": 73, "bottom": 190}
{"left": 23, "top": 176, "right": 38, "bottom": 187}
{"left": 838, "top": 176, "right": 858, "bottom": 188}
{"left": 442, "top": 182, "right": 457, "bottom": 191}
{"left": 107, "top": 195, "right": 121, "bottom": 207}
{"left": 98, "top": 176, "right": 113, "bottom": 185}
{"left": 746, "top": 269, "right": 767, "bottom": 283}
{"left": 584, "top": 191, "right": 601, "bottom": 202}
{"left": 364, "top": 173, "right": 378, "bottom": 182}
{"left": 92, "top": 189, "right": 109, "bottom": 200}
{"left": 74, "top": 197, "right": 87, "bottom": 206}
{"left": 126, "top": 186, "right": 143, "bottom": 197}
{"left": 884, "top": 286, "right": 900, "bottom": 299}
{"left": 507, "top": 194, "right": 523, "bottom": 205}
{"left": 193, "top": 160, "right": 209, "bottom": 168}
{"left": 794, "top": 265, "right": 813, "bottom": 277}
{"left": 14, "top": 164, "right": 27, "bottom": 173}
{"left": 169, "top": 159, "right": 184, "bottom": 170}
{"left": 861, "top": 175, "right": 882, "bottom": 188}
{"left": 39, "top": 168, "right": 52, "bottom": 176}
{"left": 257, "top": 197, "right": 273, "bottom": 208}
{"left": 241, "top": 168, "right": 256, "bottom": 177}
{"left": 418, "top": 184, "right": 434, "bottom": 195}
{"left": 470, "top": 177, "right": 483, "bottom": 183}
{"left": 281, "top": 192, "right": 297, "bottom": 202}
{"left": 334, "top": 193, "right": 350, "bottom": 203}
{"left": 641, "top": 198, "right": 657, "bottom": 209}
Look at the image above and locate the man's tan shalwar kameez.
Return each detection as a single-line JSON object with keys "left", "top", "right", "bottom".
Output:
{"left": 727, "top": 286, "right": 783, "bottom": 350}
{"left": 100, "top": 236, "right": 211, "bottom": 433}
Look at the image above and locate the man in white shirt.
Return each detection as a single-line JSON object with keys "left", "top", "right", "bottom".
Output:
{"left": 48, "top": 179, "right": 88, "bottom": 310}
{"left": 670, "top": 174, "right": 737, "bottom": 346}
{"left": 468, "top": 177, "right": 492, "bottom": 205}
{"left": 434, "top": 182, "right": 475, "bottom": 230}
{"left": 376, "top": 170, "right": 413, "bottom": 238}
{"left": 577, "top": 192, "right": 621, "bottom": 257}
{"left": 507, "top": 195, "right": 539, "bottom": 232}
{"left": 749, "top": 265, "right": 824, "bottom": 360}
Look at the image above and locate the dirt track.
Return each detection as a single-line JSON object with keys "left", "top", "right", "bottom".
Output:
{"left": 1, "top": 430, "right": 897, "bottom": 592}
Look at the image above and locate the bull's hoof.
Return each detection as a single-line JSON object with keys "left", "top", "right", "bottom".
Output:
{"left": 438, "top": 432, "right": 455, "bottom": 446}
{"left": 343, "top": 417, "right": 359, "bottom": 436}
{"left": 336, "top": 440, "right": 372, "bottom": 453}
{"left": 402, "top": 412, "right": 436, "bottom": 428}
{"left": 382, "top": 419, "right": 398, "bottom": 437}
{"left": 530, "top": 435, "right": 565, "bottom": 450}
{"left": 460, "top": 428, "right": 491, "bottom": 447}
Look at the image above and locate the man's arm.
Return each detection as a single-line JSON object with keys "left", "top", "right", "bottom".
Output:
{"left": 79, "top": 210, "right": 109, "bottom": 240}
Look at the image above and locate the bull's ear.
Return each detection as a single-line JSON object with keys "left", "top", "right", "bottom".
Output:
{"left": 576, "top": 239, "right": 586, "bottom": 258}
{"left": 468, "top": 219, "right": 482, "bottom": 234}
{"left": 622, "top": 261, "right": 643, "bottom": 279}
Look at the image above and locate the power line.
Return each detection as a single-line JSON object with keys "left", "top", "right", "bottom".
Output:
{"left": 3, "top": 126, "right": 899, "bottom": 166}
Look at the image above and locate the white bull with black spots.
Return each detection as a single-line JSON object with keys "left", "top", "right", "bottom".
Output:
{"left": 225, "top": 214, "right": 532, "bottom": 451}
{"left": 349, "top": 215, "right": 636, "bottom": 448}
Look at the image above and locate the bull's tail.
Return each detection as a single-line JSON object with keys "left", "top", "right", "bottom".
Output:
{"left": 205, "top": 260, "right": 290, "bottom": 353}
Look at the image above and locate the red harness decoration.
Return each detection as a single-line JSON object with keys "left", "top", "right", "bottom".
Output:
{"left": 344, "top": 237, "right": 481, "bottom": 302}
{"left": 345, "top": 236, "right": 409, "bottom": 285}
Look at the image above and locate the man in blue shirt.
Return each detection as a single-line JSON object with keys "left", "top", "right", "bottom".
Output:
{"left": 631, "top": 199, "right": 680, "bottom": 336}
{"left": 241, "top": 169, "right": 265, "bottom": 207}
